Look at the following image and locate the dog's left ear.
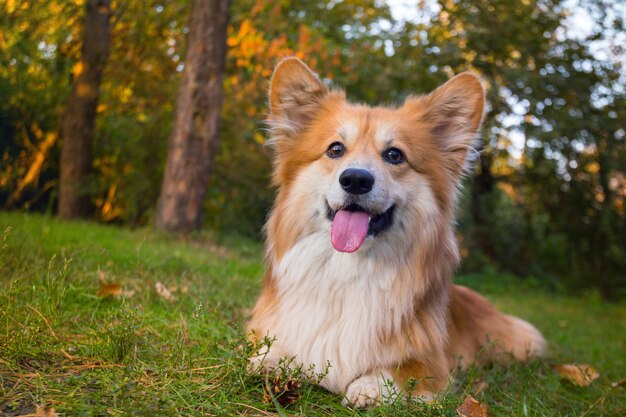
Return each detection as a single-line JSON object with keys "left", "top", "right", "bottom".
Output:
{"left": 268, "top": 57, "right": 329, "bottom": 138}
{"left": 416, "top": 72, "right": 485, "bottom": 176}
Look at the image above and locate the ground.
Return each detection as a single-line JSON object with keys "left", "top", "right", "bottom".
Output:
{"left": 0, "top": 212, "right": 624, "bottom": 416}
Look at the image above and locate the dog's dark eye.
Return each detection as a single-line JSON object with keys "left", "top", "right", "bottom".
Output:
{"left": 326, "top": 142, "right": 346, "bottom": 159}
{"left": 382, "top": 147, "right": 405, "bottom": 164}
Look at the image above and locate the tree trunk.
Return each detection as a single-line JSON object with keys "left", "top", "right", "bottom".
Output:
{"left": 470, "top": 150, "right": 497, "bottom": 261}
{"left": 58, "top": 0, "right": 112, "bottom": 219}
{"left": 154, "top": 0, "right": 232, "bottom": 234}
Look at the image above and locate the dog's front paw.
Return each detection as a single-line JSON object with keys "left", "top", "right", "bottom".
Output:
{"left": 342, "top": 374, "right": 384, "bottom": 408}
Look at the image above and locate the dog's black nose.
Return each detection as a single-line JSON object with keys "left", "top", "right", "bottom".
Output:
{"left": 339, "top": 168, "right": 375, "bottom": 195}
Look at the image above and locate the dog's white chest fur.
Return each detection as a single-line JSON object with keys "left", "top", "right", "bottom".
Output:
{"left": 265, "top": 231, "right": 413, "bottom": 392}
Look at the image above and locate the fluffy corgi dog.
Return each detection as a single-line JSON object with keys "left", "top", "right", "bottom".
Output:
{"left": 248, "top": 58, "right": 546, "bottom": 408}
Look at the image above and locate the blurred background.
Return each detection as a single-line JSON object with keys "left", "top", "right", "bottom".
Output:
{"left": 1, "top": 0, "right": 624, "bottom": 299}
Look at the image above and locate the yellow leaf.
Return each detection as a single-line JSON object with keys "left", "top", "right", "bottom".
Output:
{"left": 585, "top": 162, "right": 600, "bottom": 174}
{"left": 554, "top": 364, "right": 599, "bottom": 387}
{"left": 73, "top": 61, "right": 84, "bottom": 77}
{"left": 227, "top": 37, "right": 238, "bottom": 47}
{"left": 253, "top": 132, "right": 265, "bottom": 145}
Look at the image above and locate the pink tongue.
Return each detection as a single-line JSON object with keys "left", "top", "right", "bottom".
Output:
{"left": 331, "top": 210, "right": 370, "bottom": 253}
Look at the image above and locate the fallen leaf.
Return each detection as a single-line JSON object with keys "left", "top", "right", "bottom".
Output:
{"left": 457, "top": 394, "right": 488, "bottom": 417}
{"left": 553, "top": 364, "right": 599, "bottom": 387}
{"left": 36, "top": 406, "right": 59, "bottom": 417}
{"left": 155, "top": 282, "right": 173, "bottom": 301}
{"left": 611, "top": 378, "right": 626, "bottom": 388}
{"left": 97, "top": 283, "right": 122, "bottom": 298}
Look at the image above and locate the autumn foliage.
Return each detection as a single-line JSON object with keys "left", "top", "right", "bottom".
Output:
{"left": 0, "top": 0, "right": 625, "bottom": 298}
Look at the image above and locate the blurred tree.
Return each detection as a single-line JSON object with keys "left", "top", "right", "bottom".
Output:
{"left": 0, "top": 0, "right": 623, "bottom": 297}
{"left": 155, "top": 0, "right": 232, "bottom": 233}
{"left": 416, "top": 0, "right": 571, "bottom": 265}
{"left": 1, "top": 1, "right": 80, "bottom": 210}
{"left": 412, "top": 0, "right": 626, "bottom": 298}
{"left": 58, "top": 0, "right": 112, "bottom": 219}
{"left": 205, "top": 0, "right": 398, "bottom": 236}
{"left": 91, "top": 1, "right": 186, "bottom": 224}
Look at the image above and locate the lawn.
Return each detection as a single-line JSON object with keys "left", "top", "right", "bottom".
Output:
{"left": 0, "top": 212, "right": 624, "bottom": 416}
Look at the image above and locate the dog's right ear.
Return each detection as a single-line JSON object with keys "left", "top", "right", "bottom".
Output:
{"left": 268, "top": 57, "right": 328, "bottom": 138}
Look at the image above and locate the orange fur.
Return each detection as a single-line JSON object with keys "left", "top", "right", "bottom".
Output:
{"left": 248, "top": 58, "right": 546, "bottom": 408}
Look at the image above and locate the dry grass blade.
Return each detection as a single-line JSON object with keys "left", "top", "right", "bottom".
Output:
{"left": 26, "top": 305, "right": 58, "bottom": 340}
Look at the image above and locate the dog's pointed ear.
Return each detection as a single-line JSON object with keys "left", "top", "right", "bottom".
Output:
{"left": 268, "top": 57, "right": 329, "bottom": 137}
{"left": 414, "top": 72, "right": 485, "bottom": 176}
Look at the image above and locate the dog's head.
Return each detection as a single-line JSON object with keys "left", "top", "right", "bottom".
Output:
{"left": 266, "top": 58, "right": 484, "bottom": 254}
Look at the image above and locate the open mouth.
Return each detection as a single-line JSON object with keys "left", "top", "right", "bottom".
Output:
{"left": 326, "top": 202, "right": 395, "bottom": 253}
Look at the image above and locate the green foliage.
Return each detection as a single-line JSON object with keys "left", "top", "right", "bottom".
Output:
{"left": 420, "top": 0, "right": 626, "bottom": 298}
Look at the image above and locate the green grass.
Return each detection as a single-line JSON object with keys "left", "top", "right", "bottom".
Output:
{"left": 0, "top": 212, "right": 624, "bottom": 416}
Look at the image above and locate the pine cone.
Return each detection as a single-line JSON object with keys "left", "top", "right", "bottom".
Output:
{"left": 264, "top": 374, "right": 301, "bottom": 407}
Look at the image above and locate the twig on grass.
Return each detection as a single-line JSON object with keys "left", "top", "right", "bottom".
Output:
{"left": 60, "top": 363, "right": 124, "bottom": 372}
